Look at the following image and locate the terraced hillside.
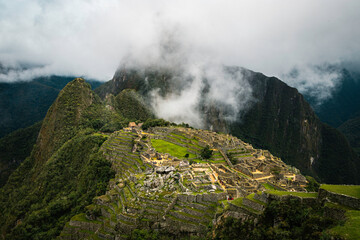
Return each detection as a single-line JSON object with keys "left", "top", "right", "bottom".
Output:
{"left": 60, "top": 125, "right": 309, "bottom": 239}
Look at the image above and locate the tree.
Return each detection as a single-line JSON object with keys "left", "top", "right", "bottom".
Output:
{"left": 201, "top": 145, "right": 213, "bottom": 159}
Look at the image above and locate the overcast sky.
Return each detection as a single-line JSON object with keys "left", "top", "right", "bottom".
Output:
{"left": 0, "top": 0, "right": 359, "bottom": 88}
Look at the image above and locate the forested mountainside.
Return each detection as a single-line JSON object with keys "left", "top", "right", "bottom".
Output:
{"left": 0, "top": 79, "right": 119, "bottom": 239}
{"left": 96, "top": 67, "right": 360, "bottom": 184}
{"left": 0, "top": 122, "right": 41, "bottom": 187}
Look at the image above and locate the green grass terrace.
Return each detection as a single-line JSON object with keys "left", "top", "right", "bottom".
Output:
{"left": 150, "top": 139, "right": 196, "bottom": 159}
{"left": 266, "top": 190, "right": 318, "bottom": 198}
{"left": 329, "top": 210, "right": 360, "bottom": 240}
{"left": 320, "top": 184, "right": 360, "bottom": 199}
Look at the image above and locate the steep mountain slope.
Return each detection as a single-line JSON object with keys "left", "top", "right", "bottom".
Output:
{"left": 305, "top": 69, "right": 360, "bottom": 128}
{"left": 96, "top": 67, "right": 360, "bottom": 184}
{"left": 303, "top": 68, "right": 360, "bottom": 157}
{"left": 229, "top": 73, "right": 321, "bottom": 177}
{"left": 0, "top": 79, "right": 115, "bottom": 239}
{"left": 338, "top": 114, "right": 360, "bottom": 155}
{"left": 0, "top": 76, "right": 102, "bottom": 138}
{"left": 0, "top": 122, "right": 41, "bottom": 187}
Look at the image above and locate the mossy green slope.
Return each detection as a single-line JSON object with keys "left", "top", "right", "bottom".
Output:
{"left": 34, "top": 78, "right": 98, "bottom": 166}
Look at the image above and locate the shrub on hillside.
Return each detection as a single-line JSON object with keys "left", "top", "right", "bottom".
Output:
{"left": 201, "top": 145, "right": 213, "bottom": 159}
{"left": 141, "top": 119, "right": 170, "bottom": 130}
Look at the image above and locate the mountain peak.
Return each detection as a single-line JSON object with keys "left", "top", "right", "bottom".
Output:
{"left": 34, "top": 78, "right": 96, "bottom": 165}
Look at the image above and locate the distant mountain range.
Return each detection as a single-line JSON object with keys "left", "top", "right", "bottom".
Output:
{"left": 303, "top": 68, "right": 360, "bottom": 155}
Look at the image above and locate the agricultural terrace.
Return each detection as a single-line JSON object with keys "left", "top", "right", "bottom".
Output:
{"left": 150, "top": 139, "right": 196, "bottom": 159}
{"left": 320, "top": 184, "right": 360, "bottom": 199}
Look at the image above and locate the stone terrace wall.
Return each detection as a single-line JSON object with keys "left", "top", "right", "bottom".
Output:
{"left": 318, "top": 188, "right": 360, "bottom": 210}
{"left": 242, "top": 198, "right": 265, "bottom": 212}
{"left": 177, "top": 192, "right": 226, "bottom": 203}
{"left": 266, "top": 193, "right": 317, "bottom": 205}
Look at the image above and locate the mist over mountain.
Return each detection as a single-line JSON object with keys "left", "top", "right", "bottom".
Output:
{"left": 96, "top": 65, "right": 360, "bottom": 184}
{"left": 296, "top": 67, "right": 360, "bottom": 155}
{"left": 1, "top": 1, "right": 360, "bottom": 239}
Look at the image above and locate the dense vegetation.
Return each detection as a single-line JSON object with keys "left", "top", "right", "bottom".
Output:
{"left": 0, "top": 79, "right": 117, "bottom": 239}
{"left": 0, "top": 131, "right": 114, "bottom": 239}
{"left": 200, "top": 145, "right": 213, "bottom": 159}
{"left": 114, "top": 89, "right": 154, "bottom": 121}
{"left": 213, "top": 198, "right": 338, "bottom": 240}
{"left": 0, "top": 122, "right": 41, "bottom": 187}
{"left": 142, "top": 118, "right": 171, "bottom": 130}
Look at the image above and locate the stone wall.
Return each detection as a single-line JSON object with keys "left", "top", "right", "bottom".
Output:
{"left": 323, "top": 206, "right": 347, "bottom": 221}
{"left": 177, "top": 192, "right": 226, "bottom": 203}
{"left": 318, "top": 188, "right": 360, "bottom": 210}
{"left": 264, "top": 181, "right": 287, "bottom": 191}
{"left": 254, "top": 192, "right": 268, "bottom": 203}
{"left": 227, "top": 202, "right": 260, "bottom": 217}
{"left": 242, "top": 198, "right": 265, "bottom": 212}
{"left": 234, "top": 165, "right": 252, "bottom": 176}
{"left": 265, "top": 193, "right": 317, "bottom": 205}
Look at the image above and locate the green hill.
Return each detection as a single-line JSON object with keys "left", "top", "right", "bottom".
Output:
{"left": 0, "top": 78, "right": 114, "bottom": 239}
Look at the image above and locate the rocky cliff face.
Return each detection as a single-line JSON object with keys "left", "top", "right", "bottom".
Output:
{"left": 338, "top": 114, "right": 360, "bottom": 155}
{"left": 229, "top": 71, "right": 321, "bottom": 177}
{"left": 96, "top": 66, "right": 360, "bottom": 184}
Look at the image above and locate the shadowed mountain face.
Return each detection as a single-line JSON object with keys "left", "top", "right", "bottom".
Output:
{"left": 303, "top": 69, "right": 360, "bottom": 156}
{"left": 305, "top": 69, "right": 360, "bottom": 128}
{"left": 96, "top": 66, "right": 360, "bottom": 184}
{"left": 338, "top": 114, "right": 360, "bottom": 155}
{"left": 0, "top": 76, "right": 102, "bottom": 138}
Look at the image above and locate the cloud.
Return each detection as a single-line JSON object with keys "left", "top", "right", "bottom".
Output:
{"left": 0, "top": 0, "right": 359, "bottom": 100}
{"left": 283, "top": 65, "right": 342, "bottom": 105}
{"left": 118, "top": 27, "right": 254, "bottom": 129}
